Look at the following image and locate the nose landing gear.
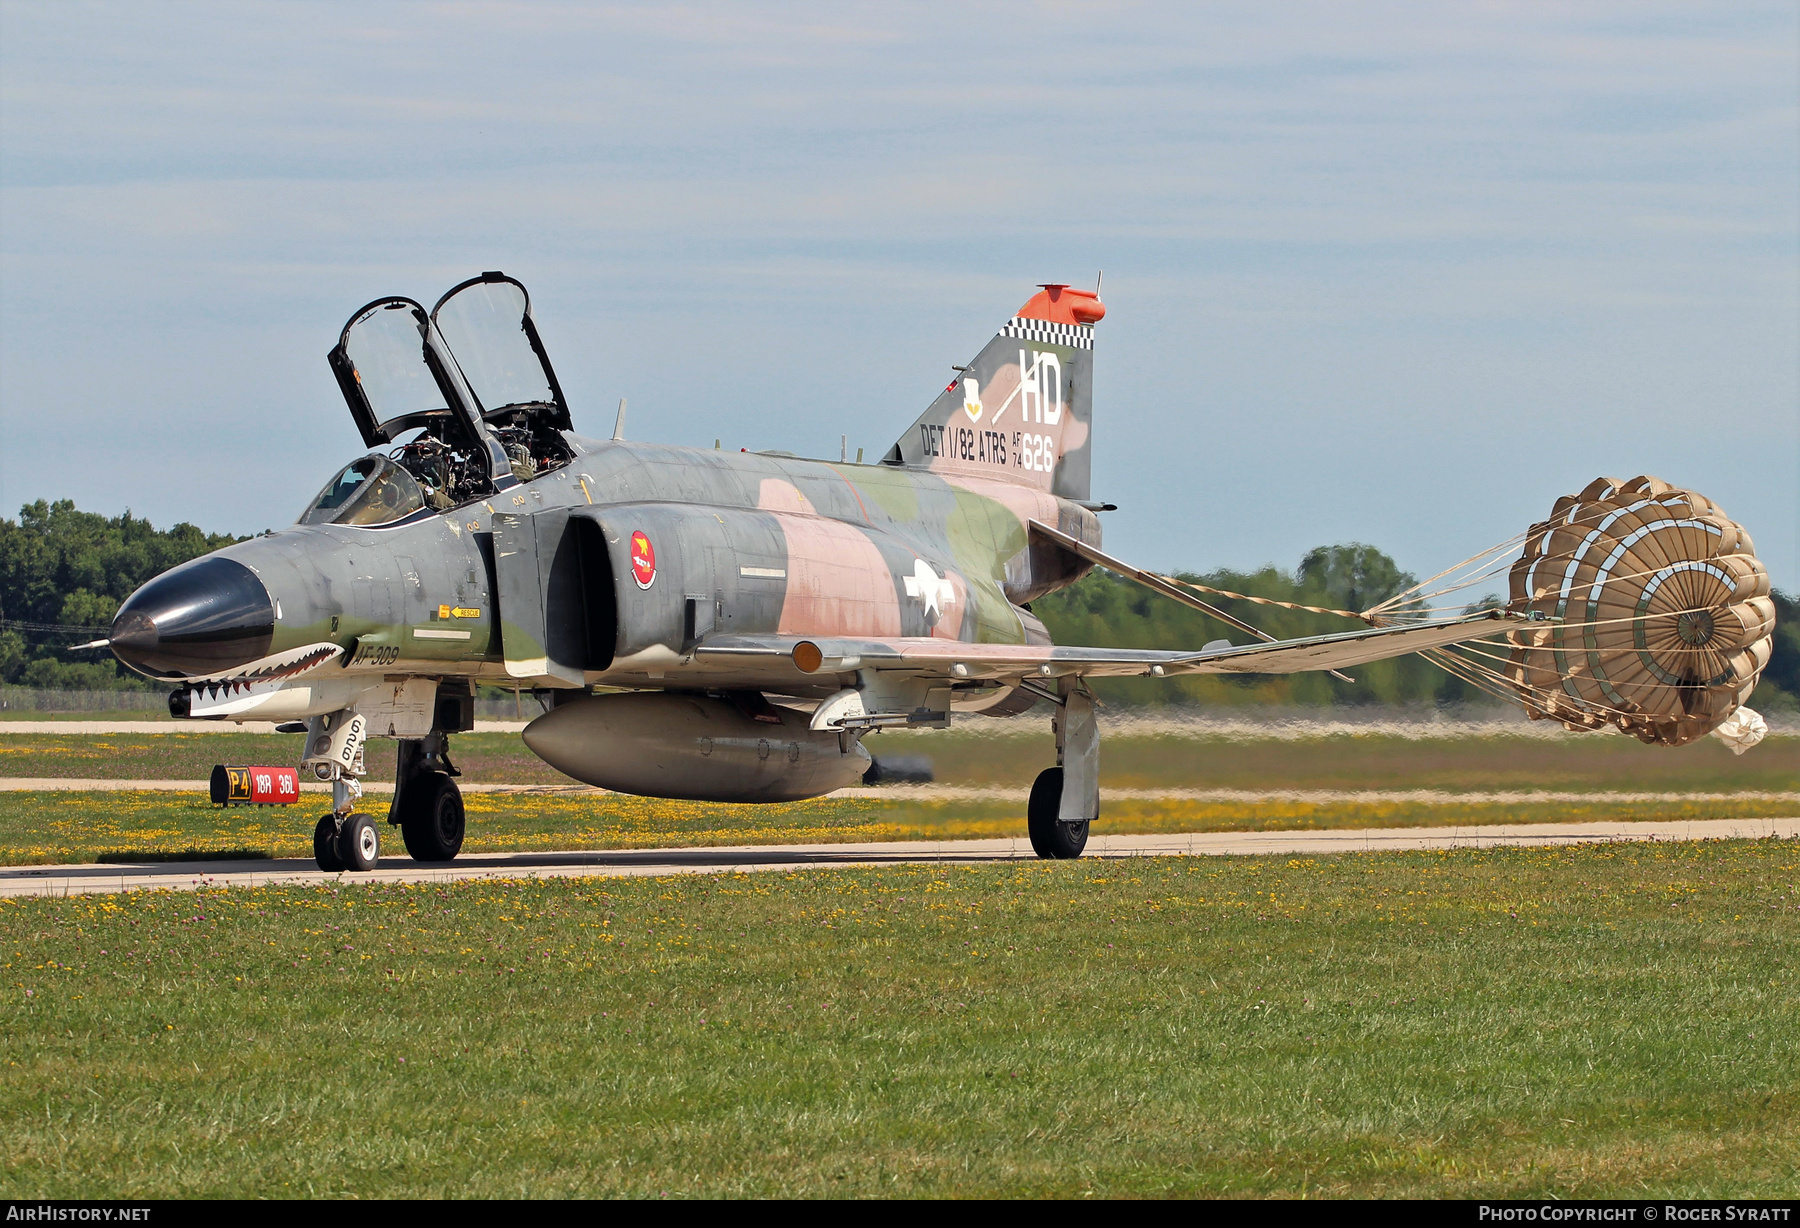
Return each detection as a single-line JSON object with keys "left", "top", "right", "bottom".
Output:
{"left": 300, "top": 715, "right": 470, "bottom": 872}
{"left": 312, "top": 811, "right": 381, "bottom": 871}
{"left": 313, "top": 814, "right": 344, "bottom": 872}
{"left": 303, "top": 708, "right": 377, "bottom": 872}
{"left": 338, "top": 813, "right": 381, "bottom": 870}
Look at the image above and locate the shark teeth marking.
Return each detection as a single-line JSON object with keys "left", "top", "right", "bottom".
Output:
{"left": 184, "top": 642, "right": 344, "bottom": 692}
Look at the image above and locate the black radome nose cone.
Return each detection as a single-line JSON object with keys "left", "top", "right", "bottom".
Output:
{"left": 109, "top": 556, "right": 275, "bottom": 679}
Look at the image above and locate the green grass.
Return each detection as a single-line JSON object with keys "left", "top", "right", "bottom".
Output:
{"left": 4, "top": 728, "right": 1796, "bottom": 792}
{"left": 4, "top": 728, "right": 1793, "bottom": 867}
{"left": 0, "top": 710, "right": 172, "bottom": 722}
{"left": 3, "top": 789, "right": 1795, "bottom": 866}
{"left": 1, "top": 839, "right": 1795, "bottom": 1197}
{"left": 897, "top": 727, "right": 1800, "bottom": 792}
{"left": 0, "top": 730, "right": 572, "bottom": 785}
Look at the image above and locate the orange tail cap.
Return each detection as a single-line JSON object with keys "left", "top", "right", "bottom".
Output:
{"left": 1017, "top": 284, "right": 1106, "bottom": 326}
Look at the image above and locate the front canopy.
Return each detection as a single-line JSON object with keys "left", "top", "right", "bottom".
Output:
{"left": 297, "top": 455, "right": 426, "bottom": 528}
{"left": 327, "top": 297, "right": 494, "bottom": 451}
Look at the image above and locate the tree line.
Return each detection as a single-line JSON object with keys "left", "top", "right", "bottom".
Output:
{"left": 1033, "top": 544, "right": 1491, "bottom": 708}
{"left": 1032, "top": 546, "right": 1799, "bottom": 711}
{"left": 0, "top": 500, "right": 246, "bottom": 690}
{"left": 2, "top": 500, "right": 1795, "bottom": 710}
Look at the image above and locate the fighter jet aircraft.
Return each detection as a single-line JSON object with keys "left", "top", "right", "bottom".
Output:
{"left": 103, "top": 273, "right": 1518, "bottom": 870}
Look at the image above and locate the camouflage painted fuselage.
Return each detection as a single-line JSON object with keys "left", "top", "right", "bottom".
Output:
{"left": 217, "top": 436, "right": 1099, "bottom": 707}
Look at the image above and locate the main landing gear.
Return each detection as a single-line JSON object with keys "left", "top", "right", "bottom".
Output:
{"left": 1027, "top": 767, "right": 1089, "bottom": 859}
{"left": 1028, "top": 681, "right": 1099, "bottom": 860}
{"left": 389, "top": 733, "right": 465, "bottom": 863}
{"left": 396, "top": 772, "right": 465, "bottom": 861}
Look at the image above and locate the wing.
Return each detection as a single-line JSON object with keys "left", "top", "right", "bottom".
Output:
{"left": 695, "top": 609, "right": 1515, "bottom": 685}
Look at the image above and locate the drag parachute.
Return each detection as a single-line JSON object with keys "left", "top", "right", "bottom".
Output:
{"left": 1164, "top": 474, "right": 1778, "bottom": 752}
{"left": 1501, "top": 476, "right": 1774, "bottom": 747}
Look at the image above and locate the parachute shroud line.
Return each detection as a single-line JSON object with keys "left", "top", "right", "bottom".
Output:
{"left": 1042, "top": 474, "right": 1773, "bottom": 753}
{"left": 1027, "top": 520, "right": 1359, "bottom": 682}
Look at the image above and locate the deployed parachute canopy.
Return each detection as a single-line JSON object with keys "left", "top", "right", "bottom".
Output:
{"left": 1501, "top": 476, "right": 1773, "bottom": 747}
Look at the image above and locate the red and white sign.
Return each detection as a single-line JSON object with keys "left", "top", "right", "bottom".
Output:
{"left": 630, "top": 530, "right": 657, "bottom": 589}
{"left": 251, "top": 767, "right": 299, "bottom": 804}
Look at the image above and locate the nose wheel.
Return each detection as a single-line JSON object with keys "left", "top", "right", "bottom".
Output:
{"left": 312, "top": 814, "right": 343, "bottom": 871}
{"left": 313, "top": 812, "right": 380, "bottom": 872}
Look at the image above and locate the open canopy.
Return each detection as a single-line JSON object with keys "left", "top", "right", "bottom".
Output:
{"left": 431, "top": 272, "right": 570, "bottom": 431}
{"left": 322, "top": 274, "right": 577, "bottom": 508}
{"left": 327, "top": 296, "right": 491, "bottom": 450}
{"left": 327, "top": 273, "right": 570, "bottom": 468}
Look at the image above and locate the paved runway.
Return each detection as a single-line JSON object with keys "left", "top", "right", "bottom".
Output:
{"left": 0, "top": 717, "right": 1573, "bottom": 738}
{"left": 22, "top": 717, "right": 1793, "bottom": 740}
{"left": 0, "top": 719, "right": 533, "bottom": 735}
{"left": 6, "top": 778, "right": 1799, "bottom": 807}
{"left": 3, "top": 816, "right": 1793, "bottom": 898}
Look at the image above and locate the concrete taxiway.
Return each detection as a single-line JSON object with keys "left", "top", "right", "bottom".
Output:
{"left": 5, "top": 716, "right": 1793, "bottom": 740}
{"left": 3, "top": 817, "right": 1793, "bottom": 898}
{"left": 0, "top": 720, "right": 533, "bottom": 735}
{"left": 5, "top": 778, "right": 1799, "bottom": 808}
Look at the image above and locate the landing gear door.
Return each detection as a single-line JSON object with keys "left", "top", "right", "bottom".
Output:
{"left": 430, "top": 273, "right": 572, "bottom": 432}
{"left": 493, "top": 512, "right": 584, "bottom": 686}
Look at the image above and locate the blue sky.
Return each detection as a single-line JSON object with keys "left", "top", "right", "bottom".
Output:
{"left": 2, "top": 1, "right": 1795, "bottom": 590}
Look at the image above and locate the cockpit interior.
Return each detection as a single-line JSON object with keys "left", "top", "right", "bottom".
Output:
{"left": 302, "top": 271, "right": 575, "bottom": 527}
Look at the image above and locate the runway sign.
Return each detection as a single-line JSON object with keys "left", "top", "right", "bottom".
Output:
{"left": 210, "top": 765, "right": 300, "bottom": 806}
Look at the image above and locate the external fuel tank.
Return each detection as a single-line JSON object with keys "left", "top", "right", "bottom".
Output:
{"left": 521, "top": 692, "right": 871, "bottom": 803}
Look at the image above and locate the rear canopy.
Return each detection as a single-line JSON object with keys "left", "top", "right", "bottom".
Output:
{"left": 431, "top": 272, "right": 570, "bottom": 431}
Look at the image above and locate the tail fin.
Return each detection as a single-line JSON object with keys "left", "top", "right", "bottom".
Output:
{"left": 883, "top": 284, "right": 1104, "bottom": 501}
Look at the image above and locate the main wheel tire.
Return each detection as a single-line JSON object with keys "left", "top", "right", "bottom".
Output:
{"left": 313, "top": 814, "right": 344, "bottom": 872}
{"left": 336, "top": 812, "right": 380, "bottom": 871}
{"left": 399, "top": 774, "right": 465, "bottom": 862}
{"left": 1027, "top": 766, "right": 1091, "bottom": 860}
